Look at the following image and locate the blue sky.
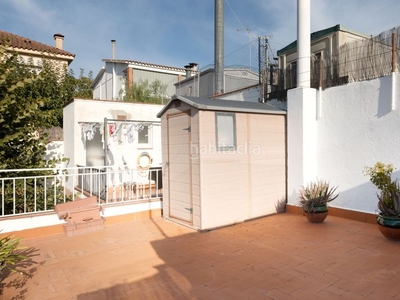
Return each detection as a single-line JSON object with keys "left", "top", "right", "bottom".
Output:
{"left": 1, "top": 0, "right": 400, "bottom": 77}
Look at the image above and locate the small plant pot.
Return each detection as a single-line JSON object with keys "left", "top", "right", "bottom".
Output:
{"left": 376, "top": 215, "right": 400, "bottom": 241}
{"left": 304, "top": 205, "right": 328, "bottom": 223}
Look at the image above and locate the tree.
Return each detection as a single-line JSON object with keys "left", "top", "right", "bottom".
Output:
{"left": 0, "top": 47, "right": 90, "bottom": 214}
{"left": 0, "top": 43, "right": 93, "bottom": 170}
{"left": 70, "top": 68, "right": 94, "bottom": 99}
{"left": 30, "top": 63, "right": 93, "bottom": 128}
{"left": 0, "top": 48, "right": 52, "bottom": 170}
{"left": 123, "top": 79, "right": 167, "bottom": 104}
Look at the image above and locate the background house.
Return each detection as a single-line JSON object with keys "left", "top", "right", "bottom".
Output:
{"left": 64, "top": 98, "right": 163, "bottom": 170}
{"left": 91, "top": 58, "right": 186, "bottom": 101}
{"left": 277, "top": 24, "right": 370, "bottom": 90}
{"left": 0, "top": 30, "right": 75, "bottom": 70}
{"left": 175, "top": 65, "right": 260, "bottom": 100}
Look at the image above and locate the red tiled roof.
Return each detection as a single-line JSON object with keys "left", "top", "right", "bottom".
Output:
{"left": 0, "top": 30, "right": 75, "bottom": 58}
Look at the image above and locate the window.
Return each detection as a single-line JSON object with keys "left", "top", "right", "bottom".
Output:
{"left": 138, "top": 124, "right": 152, "bottom": 148}
{"left": 215, "top": 112, "right": 236, "bottom": 151}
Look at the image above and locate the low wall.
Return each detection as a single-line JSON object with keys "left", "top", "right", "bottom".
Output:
{"left": 0, "top": 201, "right": 162, "bottom": 239}
{"left": 285, "top": 204, "right": 377, "bottom": 224}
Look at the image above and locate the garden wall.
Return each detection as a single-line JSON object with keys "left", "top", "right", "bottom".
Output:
{"left": 287, "top": 73, "right": 400, "bottom": 215}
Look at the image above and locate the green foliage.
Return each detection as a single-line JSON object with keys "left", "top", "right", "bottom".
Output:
{"left": 66, "top": 68, "right": 94, "bottom": 99}
{"left": 0, "top": 44, "right": 93, "bottom": 170}
{"left": 0, "top": 45, "right": 79, "bottom": 214}
{"left": 364, "top": 162, "right": 400, "bottom": 217}
{"left": 0, "top": 49, "right": 52, "bottom": 170}
{"left": 123, "top": 79, "right": 167, "bottom": 104}
{"left": 0, "top": 234, "right": 28, "bottom": 276}
{"left": 1, "top": 177, "right": 69, "bottom": 215}
{"left": 298, "top": 179, "right": 339, "bottom": 213}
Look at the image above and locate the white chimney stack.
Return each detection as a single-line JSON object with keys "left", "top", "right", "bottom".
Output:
{"left": 53, "top": 33, "right": 64, "bottom": 50}
{"left": 111, "top": 39, "right": 116, "bottom": 60}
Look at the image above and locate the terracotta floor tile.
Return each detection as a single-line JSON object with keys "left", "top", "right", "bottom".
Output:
{"left": 264, "top": 287, "right": 297, "bottom": 300}
{"left": 2, "top": 214, "right": 400, "bottom": 299}
{"left": 289, "top": 289, "right": 323, "bottom": 300}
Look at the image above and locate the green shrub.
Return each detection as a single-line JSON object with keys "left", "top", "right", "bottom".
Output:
{"left": 364, "top": 162, "right": 400, "bottom": 217}
{"left": 0, "top": 234, "right": 27, "bottom": 277}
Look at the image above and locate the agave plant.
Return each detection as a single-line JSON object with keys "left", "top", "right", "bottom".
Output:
{"left": 377, "top": 187, "right": 400, "bottom": 218}
{"left": 299, "top": 179, "right": 339, "bottom": 213}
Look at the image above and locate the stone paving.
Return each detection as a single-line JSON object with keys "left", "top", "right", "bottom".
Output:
{"left": 1, "top": 213, "right": 400, "bottom": 299}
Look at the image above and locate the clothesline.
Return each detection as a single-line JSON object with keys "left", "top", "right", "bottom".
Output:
{"left": 78, "top": 119, "right": 160, "bottom": 143}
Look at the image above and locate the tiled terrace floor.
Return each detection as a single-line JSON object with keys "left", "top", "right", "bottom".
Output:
{"left": 1, "top": 213, "right": 400, "bottom": 300}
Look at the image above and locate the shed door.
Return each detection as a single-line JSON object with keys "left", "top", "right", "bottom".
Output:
{"left": 167, "top": 113, "right": 192, "bottom": 224}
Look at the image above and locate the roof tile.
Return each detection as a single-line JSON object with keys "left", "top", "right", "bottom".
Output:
{"left": 0, "top": 30, "right": 75, "bottom": 58}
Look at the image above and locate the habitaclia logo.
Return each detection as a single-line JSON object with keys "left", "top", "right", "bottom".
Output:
{"left": 189, "top": 141, "right": 261, "bottom": 160}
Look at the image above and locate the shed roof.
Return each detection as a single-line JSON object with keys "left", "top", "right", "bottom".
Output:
{"left": 157, "top": 95, "right": 286, "bottom": 118}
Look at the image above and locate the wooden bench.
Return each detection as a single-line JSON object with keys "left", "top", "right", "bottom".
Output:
{"left": 55, "top": 196, "right": 104, "bottom": 236}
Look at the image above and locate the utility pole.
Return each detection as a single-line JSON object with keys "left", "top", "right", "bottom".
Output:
{"left": 214, "top": 0, "right": 224, "bottom": 96}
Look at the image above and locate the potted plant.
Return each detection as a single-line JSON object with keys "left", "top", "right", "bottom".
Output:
{"left": 298, "top": 179, "right": 339, "bottom": 223}
{"left": 364, "top": 162, "right": 400, "bottom": 240}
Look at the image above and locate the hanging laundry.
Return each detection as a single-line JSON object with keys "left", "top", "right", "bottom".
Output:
{"left": 86, "top": 125, "right": 96, "bottom": 140}
{"left": 80, "top": 123, "right": 97, "bottom": 141}
{"left": 114, "top": 123, "right": 122, "bottom": 142}
{"left": 127, "top": 123, "right": 135, "bottom": 143}
{"left": 99, "top": 122, "right": 105, "bottom": 148}
{"left": 136, "top": 123, "right": 144, "bottom": 132}
{"left": 109, "top": 123, "right": 116, "bottom": 136}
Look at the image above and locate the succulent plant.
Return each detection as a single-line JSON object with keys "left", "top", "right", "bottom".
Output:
{"left": 299, "top": 179, "right": 339, "bottom": 213}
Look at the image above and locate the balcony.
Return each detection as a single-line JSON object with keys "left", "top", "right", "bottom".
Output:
{"left": 0, "top": 166, "right": 163, "bottom": 235}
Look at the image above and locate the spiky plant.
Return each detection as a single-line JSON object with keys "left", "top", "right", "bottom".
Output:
{"left": 299, "top": 179, "right": 339, "bottom": 213}
{"left": 0, "top": 234, "right": 28, "bottom": 277}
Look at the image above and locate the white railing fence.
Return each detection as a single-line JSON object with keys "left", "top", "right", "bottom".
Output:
{"left": 0, "top": 166, "right": 163, "bottom": 218}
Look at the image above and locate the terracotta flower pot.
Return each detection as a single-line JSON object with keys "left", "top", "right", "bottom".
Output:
{"left": 304, "top": 205, "right": 328, "bottom": 223}
{"left": 376, "top": 215, "right": 400, "bottom": 241}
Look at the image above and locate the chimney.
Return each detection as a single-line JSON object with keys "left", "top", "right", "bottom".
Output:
{"left": 184, "top": 64, "right": 192, "bottom": 77}
{"left": 53, "top": 33, "right": 64, "bottom": 50}
{"left": 189, "top": 62, "right": 198, "bottom": 73}
{"left": 111, "top": 39, "right": 116, "bottom": 59}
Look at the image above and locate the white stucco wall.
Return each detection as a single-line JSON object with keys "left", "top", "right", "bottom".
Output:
{"left": 288, "top": 74, "right": 400, "bottom": 214}
{"left": 63, "top": 99, "right": 163, "bottom": 170}
{"left": 217, "top": 85, "right": 261, "bottom": 102}
{"left": 287, "top": 87, "right": 317, "bottom": 203}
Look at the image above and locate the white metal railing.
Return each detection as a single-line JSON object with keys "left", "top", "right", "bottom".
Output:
{"left": 0, "top": 166, "right": 163, "bottom": 217}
